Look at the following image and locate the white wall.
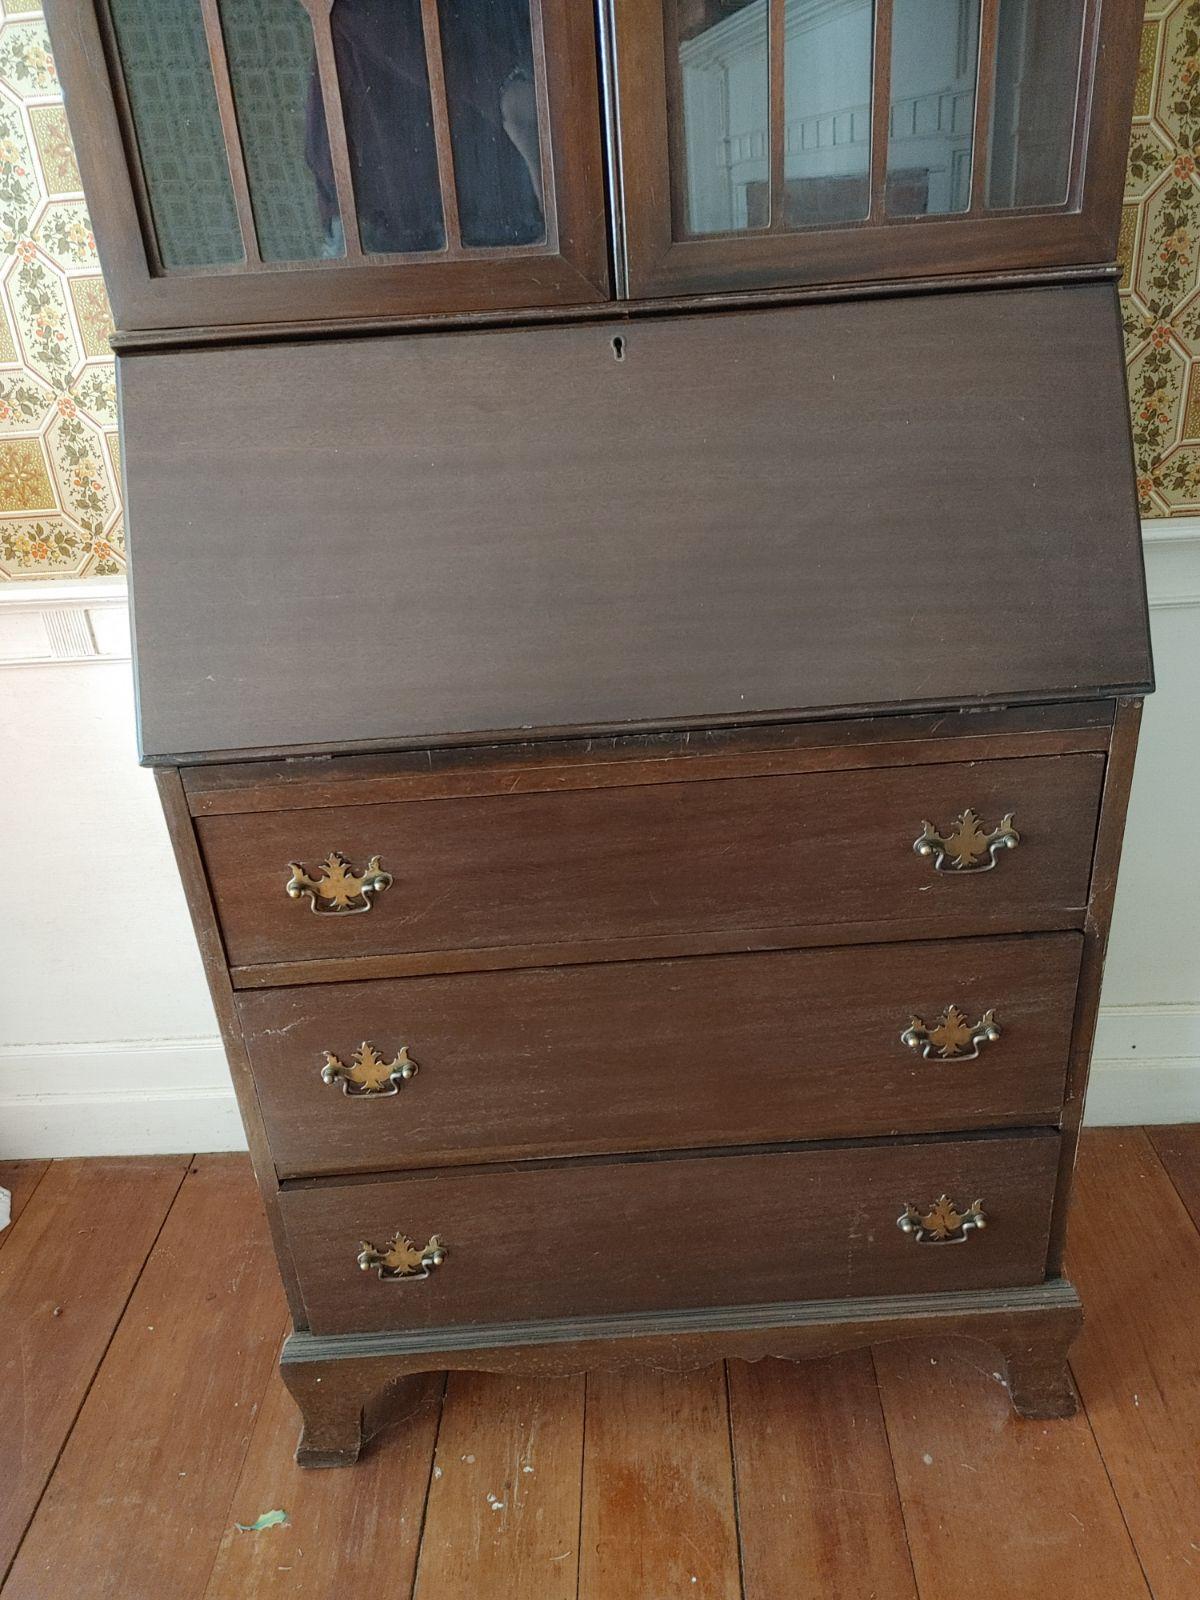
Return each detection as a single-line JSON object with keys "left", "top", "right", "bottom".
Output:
{"left": 0, "top": 532, "right": 1197, "bottom": 1157}
{"left": 1085, "top": 522, "right": 1200, "bottom": 1123}
{"left": 0, "top": 582, "right": 238, "bottom": 1155}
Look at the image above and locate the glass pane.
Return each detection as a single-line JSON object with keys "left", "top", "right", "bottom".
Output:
{"left": 781, "top": 0, "right": 873, "bottom": 226}
{"left": 887, "top": 0, "right": 980, "bottom": 218}
{"left": 674, "top": 0, "right": 769, "bottom": 235}
{"left": 219, "top": 0, "right": 341, "bottom": 261}
{"left": 107, "top": 0, "right": 243, "bottom": 268}
{"left": 987, "top": 0, "right": 1085, "bottom": 210}
{"left": 330, "top": 0, "right": 445, "bottom": 255}
{"left": 438, "top": 0, "right": 546, "bottom": 247}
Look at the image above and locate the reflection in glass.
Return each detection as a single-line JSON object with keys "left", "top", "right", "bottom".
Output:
{"left": 107, "top": 0, "right": 242, "bottom": 268}
{"left": 438, "top": 0, "right": 545, "bottom": 246}
{"left": 675, "top": 0, "right": 769, "bottom": 235}
{"left": 780, "top": 0, "right": 873, "bottom": 226}
{"left": 888, "top": 0, "right": 980, "bottom": 217}
{"left": 673, "top": 0, "right": 981, "bottom": 235}
{"left": 324, "top": 0, "right": 445, "bottom": 255}
{"left": 987, "top": 0, "right": 1085, "bottom": 210}
{"left": 220, "top": 0, "right": 340, "bottom": 261}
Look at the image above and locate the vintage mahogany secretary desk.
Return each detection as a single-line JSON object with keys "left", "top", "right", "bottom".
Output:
{"left": 48, "top": 0, "right": 1152, "bottom": 1465}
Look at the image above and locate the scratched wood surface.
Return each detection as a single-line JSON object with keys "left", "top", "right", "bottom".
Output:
{"left": 1, "top": 1131, "right": 1196, "bottom": 1599}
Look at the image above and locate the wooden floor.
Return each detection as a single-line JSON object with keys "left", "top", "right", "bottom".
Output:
{"left": 1, "top": 1129, "right": 1198, "bottom": 1599}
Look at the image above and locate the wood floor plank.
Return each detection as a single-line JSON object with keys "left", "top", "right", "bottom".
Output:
{"left": 0, "top": 1162, "right": 50, "bottom": 1251}
{"left": 414, "top": 1370, "right": 584, "bottom": 1600}
{"left": 579, "top": 1365, "right": 741, "bottom": 1600}
{"left": 0, "top": 1156, "right": 188, "bottom": 1580}
{"left": 1147, "top": 1124, "right": 1200, "bottom": 1230}
{"left": 204, "top": 1369, "right": 443, "bottom": 1599}
{"left": 1067, "top": 1127, "right": 1200, "bottom": 1600}
{"left": 729, "top": 1353, "right": 918, "bottom": 1600}
{"left": 2, "top": 1156, "right": 286, "bottom": 1600}
{"left": 875, "top": 1337, "right": 1150, "bottom": 1600}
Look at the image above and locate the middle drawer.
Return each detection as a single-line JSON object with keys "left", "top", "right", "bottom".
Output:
{"left": 238, "top": 933, "right": 1081, "bottom": 1177}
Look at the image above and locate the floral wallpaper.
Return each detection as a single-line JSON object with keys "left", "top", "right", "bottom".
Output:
{"left": 0, "top": 0, "right": 122, "bottom": 580}
{"left": 1122, "top": 0, "right": 1200, "bottom": 516}
{"left": 0, "top": 0, "right": 1192, "bottom": 581}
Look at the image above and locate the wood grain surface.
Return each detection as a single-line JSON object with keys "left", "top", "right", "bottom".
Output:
{"left": 180, "top": 702, "right": 1114, "bottom": 814}
{"left": 1148, "top": 1123, "right": 1200, "bottom": 1228}
{"left": 728, "top": 1352, "right": 918, "bottom": 1600}
{"left": 121, "top": 285, "right": 1150, "bottom": 761}
{"left": 3, "top": 1158, "right": 286, "bottom": 1600}
{"left": 0, "top": 1163, "right": 48, "bottom": 1249}
{"left": 0, "top": 1158, "right": 188, "bottom": 1574}
{"left": 875, "top": 1335, "right": 1152, "bottom": 1600}
{"left": 1067, "top": 1129, "right": 1200, "bottom": 1600}
{"left": 239, "top": 933, "right": 1082, "bottom": 1177}
{"left": 2, "top": 1134, "right": 1194, "bottom": 1598}
{"left": 414, "top": 1372, "right": 585, "bottom": 1600}
{"left": 204, "top": 1369, "right": 444, "bottom": 1599}
{"left": 280, "top": 1132, "right": 1061, "bottom": 1334}
{"left": 199, "top": 754, "right": 1105, "bottom": 970}
{"left": 580, "top": 1365, "right": 742, "bottom": 1599}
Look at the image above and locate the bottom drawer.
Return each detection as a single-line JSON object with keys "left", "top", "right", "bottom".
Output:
{"left": 281, "top": 1131, "right": 1060, "bottom": 1335}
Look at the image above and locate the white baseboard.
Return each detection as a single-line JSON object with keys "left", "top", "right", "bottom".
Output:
{"left": 1, "top": 1017, "right": 1197, "bottom": 1158}
{"left": 0, "top": 1039, "right": 247, "bottom": 1158}
{"left": 1084, "top": 1004, "right": 1200, "bottom": 1126}
{"left": 1083, "top": 1062, "right": 1200, "bottom": 1126}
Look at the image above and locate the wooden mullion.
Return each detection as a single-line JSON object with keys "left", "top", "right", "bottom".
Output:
{"left": 1064, "top": 0, "right": 1103, "bottom": 211}
{"left": 661, "top": 0, "right": 690, "bottom": 241}
{"left": 198, "top": 0, "right": 261, "bottom": 265}
{"left": 301, "top": 0, "right": 363, "bottom": 257}
{"left": 970, "top": 0, "right": 1000, "bottom": 212}
{"left": 526, "top": 0, "right": 556, "bottom": 249}
{"left": 420, "top": 0, "right": 463, "bottom": 255}
{"left": 768, "top": 0, "right": 786, "bottom": 231}
{"left": 868, "top": 0, "right": 894, "bottom": 223}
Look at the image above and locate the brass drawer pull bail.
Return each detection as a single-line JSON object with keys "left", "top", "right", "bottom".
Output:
{"left": 285, "top": 851, "right": 392, "bottom": 914}
{"left": 321, "top": 1042, "right": 418, "bottom": 1096}
{"left": 357, "top": 1233, "right": 446, "bottom": 1281}
{"left": 898, "top": 1196, "right": 987, "bottom": 1245}
{"left": 914, "top": 810, "right": 1019, "bottom": 872}
{"left": 901, "top": 1007, "right": 1000, "bottom": 1061}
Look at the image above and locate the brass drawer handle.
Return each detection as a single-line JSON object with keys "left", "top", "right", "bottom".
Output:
{"left": 321, "top": 1042, "right": 418, "bottom": 1097}
{"left": 914, "top": 810, "right": 1019, "bottom": 872}
{"left": 285, "top": 851, "right": 392, "bottom": 914}
{"left": 901, "top": 1006, "right": 1000, "bottom": 1061}
{"left": 898, "top": 1195, "right": 987, "bottom": 1245}
{"left": 357, "top": 1232, "right": 446, "bottom": 1281}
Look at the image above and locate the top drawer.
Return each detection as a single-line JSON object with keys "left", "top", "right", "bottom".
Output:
{"left": 199, "top": 753, "right": 1104, "bottom": 976}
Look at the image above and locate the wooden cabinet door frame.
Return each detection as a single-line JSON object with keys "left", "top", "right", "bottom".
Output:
{"left": 608, "top": 0, "right": 1142, "bottom": 299}
{"left": 45, "top": 0, "right": 611, "bottom": 333}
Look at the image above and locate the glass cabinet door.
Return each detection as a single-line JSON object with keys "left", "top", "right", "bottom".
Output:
{"left": 46, "top": 0, "right": 608, "bottom": 332}
{"left": 613, "top": 0, "right": 1141, "bottom": 297}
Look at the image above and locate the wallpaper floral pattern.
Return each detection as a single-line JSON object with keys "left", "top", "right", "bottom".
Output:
{"left": 0, "top": 0, "right": 122, "bottom": 580}
{"left": 0, "top": 1, "right": 1192, "bottom": 579}
{"left": 1121, "top": 0, "right": 1200, "bottom": 515}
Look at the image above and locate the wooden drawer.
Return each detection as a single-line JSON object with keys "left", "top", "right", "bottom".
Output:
{"left": 280, "top": 1131, "right": 1061, "bottom": 1335}
{"left": 240, "top": 934, "right": 1082, "bottom": 1178}
{"left": 200, "top": 754, "right": 1104, "bottom": 974}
